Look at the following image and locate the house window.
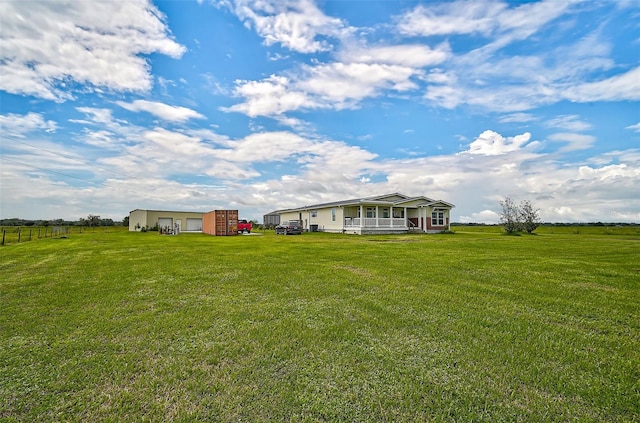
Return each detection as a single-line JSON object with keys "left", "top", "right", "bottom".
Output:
{"left": 331, "top": 208, "right": 336, "bottom": 221}
{"left": 382, "top": 208, "right": 390, "bottom": 218}
{"left": 431, "top": 210, "right": 445, "bottom": 226}
{"left": 311, "top": 210, "right": 317, "bottom": 217}
{"left": 366, "top": 207, "right": 376, "bottom": 218}
{"left": 393, "top": 209, "right": 404, "bottom": 218}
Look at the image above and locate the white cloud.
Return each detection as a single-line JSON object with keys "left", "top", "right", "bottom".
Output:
{"left": 116, "top": 100, "right": 205, "bottom": 122}
{"left": 219, "top": 3, "right": 454, "bottom": 122}
{"left": 71, "top": 107, "right": 133, "bottom": 139}
{"left": 224, "top": 75, "right": 314, "bottom": 117}
{"left": 338, "top": 44, "right": 449, "bottom": 68}
{"left": 422, "top": 48, "right": 628, "bottom": 113}
{"left": 0, "top": 0, "right": 185, "bottom": 100}
{"left": 548, "top": 133, "right": 596, "bottom": 152}
{"left": 221, "top": 0, "right": 633, "bottom": 120}
{"left": 489, "top": 0, "right": 576, "bottom": 49}
{"left": 588, "top": 149, "right": 640, "bottom": 166}
{"left": 214, "top": 131, "right": 314, "bottom": 163}
{"left": 74, "top": 108, "right": 119, "bottom": 126}
{"left": 396, "top": 0, "right": 573, "bottom": 44}
{"left": 626, "top": 122, "right": 640, "bottom": 132}
{"left": 424, "top": 84, "right": 463, "bottom": 109}
{"left": 564, "top": 66, "right": 640, "bottom": 102}
{"left": 390, "top": 1, "right": 635, "bottom": 114}
{"left": 299, "top": 62, "right": 420, "bottom": 103}
{"left": 499, "top": 113, "right": 536, "bottom": 123}
{"left": 465, "top": 130, "right": 534, "bottom": 156}
{"left": 545, "top": 115, "right": 592, "bottom": 132}
{"left": 397, "top": 2, "right": 506, "bottom": 37}
{"left": 0, "top": 112, "right": 57, "bottom": 138}
{"left": 459, "top": 209, "right": 500, "bottom": 224}
{"left": 101, "top": 127, "right": 259, "bottom": 181}
{"left": 424, "top": 69, "right": 456, "bottom": 84}
{"left": 221, "top": 0, "right": 348, "bottom": 53}
{"left": 225, "top": 61, "right": 423, "bottom": 118}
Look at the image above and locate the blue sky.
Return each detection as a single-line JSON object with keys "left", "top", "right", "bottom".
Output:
{"left": 1, "top": 0, "right": 638, "bottom": 223}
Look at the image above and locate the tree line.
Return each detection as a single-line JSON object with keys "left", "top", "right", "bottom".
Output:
{"left": 0, "top": 215, "right": 127, "bottom": 227}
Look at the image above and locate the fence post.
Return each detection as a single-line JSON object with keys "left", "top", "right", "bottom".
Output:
{"left": 2, "top": 229, "right": 5, "bottom": 246}
{"left": 29, "top": 229, "right": 32, "bottom": 241}
{"left": 18, "top": 227, "right": 21, "bottom": 243}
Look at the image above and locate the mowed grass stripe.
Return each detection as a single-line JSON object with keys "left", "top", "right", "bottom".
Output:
{"left": 1, "top": 230, "right": 638, "bottom": 421}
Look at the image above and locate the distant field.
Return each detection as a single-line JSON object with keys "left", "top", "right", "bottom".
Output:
{"left": 452, "top": 223, "right": 640, "bottom": 236}
{"left": 1, "top": 230, "right": 638, "bottom": 421}
{"left": 0, "top": 225, "right": 128, "bottom": 245}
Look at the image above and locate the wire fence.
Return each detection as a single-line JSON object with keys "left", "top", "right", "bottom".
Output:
{"left": 1, "top": 226, "right": 124, "bottom": 246}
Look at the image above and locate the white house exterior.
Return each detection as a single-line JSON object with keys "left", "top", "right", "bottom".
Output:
{"left": 274, "top": 193, "right": 454, "bottom": 234}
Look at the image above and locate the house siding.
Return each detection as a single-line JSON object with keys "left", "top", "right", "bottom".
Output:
{"left": 423, "top": 206, "right": 451, "bottom": 233}
{"left": 279, "top": 211, "right": 302, "bottom": 226}
{"left": 279, "top": 207, "right": 345, "bottom": 232}
{"left": 128, "top": 209, "right": 205, "bottom": 232}
{"left": 129, "top": 209, "right": 148, "bottom": 231}
{"left": 270, "top": 193, "right": 454, "bottom": 235}
{"left": 317, "top": 207, "right": 344, "bottom": 232}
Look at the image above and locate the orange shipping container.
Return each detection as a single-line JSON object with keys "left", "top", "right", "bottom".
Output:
{"left": 202, "top": 210, "right": 239, "bottom": 236}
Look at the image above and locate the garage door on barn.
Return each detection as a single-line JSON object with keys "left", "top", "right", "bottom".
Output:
{"left": 186, "top": 218, "right": 202, "bottom": 231}
{"left": 158, "top": 218, "right": 173, "bottom": 229}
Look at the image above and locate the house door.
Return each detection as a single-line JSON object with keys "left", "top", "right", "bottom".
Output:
{"left": 175, "top": 219, "right": 182, "bottom": 233}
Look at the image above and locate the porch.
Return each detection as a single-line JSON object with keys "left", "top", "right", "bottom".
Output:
{"left": 342, "top": 217, "right": 420, "bottom": 234}
{"left": 341, "top": 204, "right": 448, "bottom": 234}
{"left": 344, "top": 217, "right": 414, "bottom": 229}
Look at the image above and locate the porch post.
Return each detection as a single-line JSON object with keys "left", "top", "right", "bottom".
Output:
{"left": 390, "top": 207, "right": 393, "bottom": 228}
{"left": 359, "top": 205, "right": 363, "bottom": 228}
{"left": 404, "top": 207, "right": 407, "bottom": 228}
{"left": 376, "top": 206, "right": 379, "bottom": 227}
{"left": 423, "top": 208, "right": 427, "bottom": 232}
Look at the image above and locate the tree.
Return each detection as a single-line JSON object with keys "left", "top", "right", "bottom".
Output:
{"left": 519, "top": 200, "right": 541, "bottom": 234}
{"left": 82, "top": 214, "right": 101, "bottom": 227}
{"left": 499, "top": 197, "right": 521, "bottom": 234}
{"left": 123, "top": 216, "right": 129, "bottom": 227}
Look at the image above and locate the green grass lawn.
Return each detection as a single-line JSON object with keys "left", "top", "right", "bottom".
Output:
{"left": 1, "top": 229, "right": 638, "bottom": 421}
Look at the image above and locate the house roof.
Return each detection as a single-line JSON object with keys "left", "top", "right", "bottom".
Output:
{"left": 129, "top": 208, "right": 210, "bottom": 214}
{"left": 419, "top": 200, "right": 455, "bottom": 208}
{"left": 272, "top": 192, "right": 454, "bottom": 214}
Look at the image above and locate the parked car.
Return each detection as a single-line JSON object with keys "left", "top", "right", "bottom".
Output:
{"left": 238, "top": 219, "right": 252, "bottom": 233}
{"left": 275, "top": 221, "right": 303, "bottom": 235}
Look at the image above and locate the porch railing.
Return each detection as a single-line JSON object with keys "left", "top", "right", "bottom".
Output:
{"left": 344, "top": 218, "right": 408, "bottom": 228}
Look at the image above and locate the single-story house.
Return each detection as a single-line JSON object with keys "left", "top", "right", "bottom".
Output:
{"left": 128, "top": 209, "right": 205, "bottom": 232}
{"left": 272, "top": 193, "right": 454, "bottom": 234}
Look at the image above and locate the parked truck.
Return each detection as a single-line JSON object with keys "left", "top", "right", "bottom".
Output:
{"left": 238, "top": 219, "right": 252, "bottom": 233}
